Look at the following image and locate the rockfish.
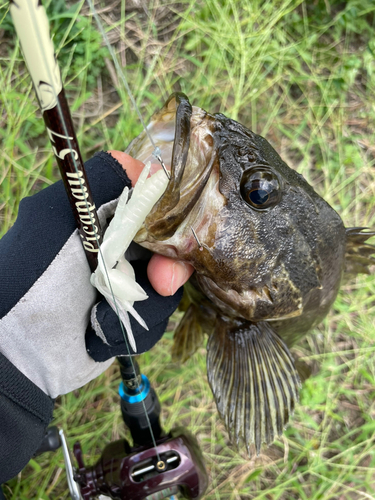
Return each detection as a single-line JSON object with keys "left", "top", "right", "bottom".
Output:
{"left": 127, "top": 93, "right": 374, "bottom": 454}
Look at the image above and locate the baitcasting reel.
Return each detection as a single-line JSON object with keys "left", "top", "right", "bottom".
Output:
{"left": 56, "top": 357, "right": 208, "bottom": 500}
{"left": 60, "top": 429, "right": 207, "bottom": 500}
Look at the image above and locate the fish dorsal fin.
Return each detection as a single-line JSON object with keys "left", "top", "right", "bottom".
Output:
{"left": 207, "top": 318, "right": 301, "bottom": 455}
{"left": 344, "top": 227, "right": 375, "bottom": 279}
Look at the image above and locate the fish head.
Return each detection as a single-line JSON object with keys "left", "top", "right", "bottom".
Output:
{"left": 131, "top": 93, "right": 347, "bottom": 330}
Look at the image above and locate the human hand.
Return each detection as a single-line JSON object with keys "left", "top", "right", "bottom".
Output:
{"left": 107, "top": 150, "right": 194, "bottom": 296}
{"left": 0, "top": 151, "right": 193, "bottom": 400}
{"left": 0, "top": 150, "right": 192, "bottom": 482}
{"left": 86, "top": 151, "right": 195, "bottom": 362}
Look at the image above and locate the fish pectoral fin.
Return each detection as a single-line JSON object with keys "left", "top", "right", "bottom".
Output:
{"left": 207, "top": 318, "right": 301, "bottom": 455}
{"left": 172, "top": 304, "right": 205, "bottom": 363}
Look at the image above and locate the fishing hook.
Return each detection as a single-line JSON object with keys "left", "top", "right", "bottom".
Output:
{"left": 191, "top": 227, "right": 204, "bottom": 251}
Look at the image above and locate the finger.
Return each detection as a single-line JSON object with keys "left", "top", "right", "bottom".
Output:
{"left": 107, "top": 150, "right": 144, "bottom": 186}
{"left": 108, "top": 150, "right": 191, "bottom": 296}
{"left": 108, "top": 150, "right": 167, "bottom": 182}
{"left": 147, "top": 254, "right": 194, "bottom": 296}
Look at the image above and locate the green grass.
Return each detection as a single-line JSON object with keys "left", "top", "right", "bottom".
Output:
{"left": 1, "top": 0, "right": 375, "bottom": 498}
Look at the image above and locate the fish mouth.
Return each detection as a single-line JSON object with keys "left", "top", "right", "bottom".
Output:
{"left": 126, "top": 93, "right": 217, "bottom": 240}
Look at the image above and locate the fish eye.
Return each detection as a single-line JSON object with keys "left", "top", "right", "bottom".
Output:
{"left": 240, "top": 167, "right": 282, "bottom": 210}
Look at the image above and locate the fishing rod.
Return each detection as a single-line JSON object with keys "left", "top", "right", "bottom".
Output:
{"left": 9, "top": 1, "right": 207, "bottom": 498}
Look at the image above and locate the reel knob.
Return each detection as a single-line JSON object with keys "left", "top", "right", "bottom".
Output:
{"left": 34, "top": 426, "right": 61, "bottom": 456}
{"left": 72, "top": 428, "right": 208, "bottom": 500}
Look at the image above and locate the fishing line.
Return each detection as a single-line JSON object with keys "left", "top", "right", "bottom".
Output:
{"left": 86, "top": 0, "right": 171, "bottom": 180}
{"left": 14, "top": 0, "right": 164, "bottom": 464}
{"left": 83, "top": 0, "right": 168, "bottom": 461}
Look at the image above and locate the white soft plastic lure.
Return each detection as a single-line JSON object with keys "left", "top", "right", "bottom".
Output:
{"left": 91, "top": 162, "right": 169, "bottom": 352}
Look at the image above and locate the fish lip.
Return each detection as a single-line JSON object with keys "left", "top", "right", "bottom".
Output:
{"left": 124, "top": 92, "right": 192, "bottom": 180}
{"left": 130, "top": 94, "right": 218, "bottom": 240}
{"left": 169, "top": 92, "right": 192, "bottom": 182}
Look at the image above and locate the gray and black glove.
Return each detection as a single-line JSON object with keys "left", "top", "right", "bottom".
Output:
{"left": 0, "top": 151, "right": 182, "bottom": 483}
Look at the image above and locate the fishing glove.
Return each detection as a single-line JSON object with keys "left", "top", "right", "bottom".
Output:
{"left": 0, "top": 151, "right": 182, "bottom": 483}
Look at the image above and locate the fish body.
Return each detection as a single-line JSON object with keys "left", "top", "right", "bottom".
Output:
{"left": 128, "top": 93, "right": 374, "bottom": 454}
